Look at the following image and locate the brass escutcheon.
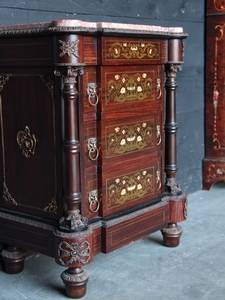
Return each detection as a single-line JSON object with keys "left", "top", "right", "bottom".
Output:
{"left": 16, "top": 126, "right": 37, "bottom": 158}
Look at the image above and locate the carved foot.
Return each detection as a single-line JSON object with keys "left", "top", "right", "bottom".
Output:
{"left": 161, "top": 223, "right": 183, "bottom": 247}
{"left": 61, "top": 267, "right": 89, "bottom": 298}
{"left": 54, "top": 225, "right": 93, "bottom": 299}
{"left": 1, "top": 246, "right": 26, "bottom": 274}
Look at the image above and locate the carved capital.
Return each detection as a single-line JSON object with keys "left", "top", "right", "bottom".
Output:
{"left": 166, "top": 63, "right": 182, "bottom": 74}
{"left": 54, "top": 66, "right": 84, "bottom": 87}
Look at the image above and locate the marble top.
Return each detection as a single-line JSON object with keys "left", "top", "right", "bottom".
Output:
{"left": 0, "top": 19, "right": 188, "bottom": 37}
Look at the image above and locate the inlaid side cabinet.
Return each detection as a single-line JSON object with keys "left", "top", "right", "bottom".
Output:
{"left": 0, "top": 20, "right": 188, "bottom": 298}
{"left": 203, "top": 1, "right": 225, "bottom": 189}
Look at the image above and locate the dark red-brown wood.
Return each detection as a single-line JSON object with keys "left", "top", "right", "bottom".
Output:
{"left": 0, "top": 20, "right": 188, "bottom": 298}
{"left": 203, "top": 1, "right": 225, "bottom": 189}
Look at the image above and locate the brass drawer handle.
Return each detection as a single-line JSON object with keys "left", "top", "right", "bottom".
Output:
{"left": 156, "top": 170, "right": 161, "bottom": 190}
{"left": 156, "top": 125, "right": 161, "bottom": 145}
{"left": 87, "top": 137, "right": 99, "bottom": 161}
{"left": 88, "top": 190, "right": 100, "bottom": 213}
{"left": 87, "top": 83, "right": 98, "bottom": 106}
{"left": 157, "top": 78, "right": 162, "bottom": 99}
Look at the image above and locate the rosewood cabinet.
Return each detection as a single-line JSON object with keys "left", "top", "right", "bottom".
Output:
{"left": 203, "top": 1, "right": 225, "bottom": 189}
{"left": 0, "top": 20, "right": 188, "bottom": 298}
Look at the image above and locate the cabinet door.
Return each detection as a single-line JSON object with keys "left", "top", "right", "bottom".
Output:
{"left": 0, "top": 73, "right": 63, "bottom": 220}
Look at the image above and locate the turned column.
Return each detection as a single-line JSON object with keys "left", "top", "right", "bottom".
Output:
{"left": 162, "top": 39, "right": 187, "bottom": 247}
{"left": 54, "top": 66, "right": 93, "bottom": 298}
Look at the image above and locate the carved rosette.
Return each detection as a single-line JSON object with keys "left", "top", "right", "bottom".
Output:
{"left": 58, "top": 39, "right": 79, "bottom": 57}
{"left": 54, "top": 227, "right": 93, "bottom": 267}
{"left": 58, "top": 241, "right": 91, "bottom": 266}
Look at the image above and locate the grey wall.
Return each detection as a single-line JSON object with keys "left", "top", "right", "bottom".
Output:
{"left": 0, "top": 0, "right": 205, "bottom": 195}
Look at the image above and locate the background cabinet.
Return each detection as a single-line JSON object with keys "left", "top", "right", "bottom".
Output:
{"left": 203, "top": 1, "right": 225, "bottom": 189}
{"left": 0, "top": 20, "right": 187, "bottom": 298}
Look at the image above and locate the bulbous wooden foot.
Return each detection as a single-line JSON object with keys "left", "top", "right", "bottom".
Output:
{"left": 161, "top": 223, "right": 183, "bottom": 247}
{"left": 61, "top": 267, "right": 89, "bottom": 298}
{"left": 1, "top": 246, "right": 26, "bottom": 274}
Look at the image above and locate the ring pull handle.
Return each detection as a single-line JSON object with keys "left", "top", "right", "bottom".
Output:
{"left": 87, "top": 83, "right": 98, "bottom": 106}
{"left": 88, "top": 190, "right": 100, "bottom": 213}
{"left": 156, "top": 125, "right": 162, "bottom": 145}
{"left": 87, "top": 137, "right": 99, "bottom": 161}
{"left": 156, "top": 170, "right": 161, "bottom": 191}
{"left": 157, "top": 78, "right": 162, "bottom": 99}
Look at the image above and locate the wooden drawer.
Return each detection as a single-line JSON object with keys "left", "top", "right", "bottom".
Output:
{"left": 98, "top": 65, "right": 163, "bottom": 112}
{"left": 101, "top": 36, "right": 167, "bottom": 65}
{"left": 98, "top": 111, "right": 162, "bottom": 165}
{"left": 98, "top": 154, "right": 162, "bottom": 217}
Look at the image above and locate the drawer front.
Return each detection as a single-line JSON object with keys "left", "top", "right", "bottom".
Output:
{"left": 99, "top": 154, "right": 162, "bottom": 217}
{"left": 98, "top": 111, "right": 162, "bottom": 165}
{"left": 99, "top": 65, "right": 163, "bottom": 112}
{"left": 101, "top": 37, "right": 167, "bottom": 65}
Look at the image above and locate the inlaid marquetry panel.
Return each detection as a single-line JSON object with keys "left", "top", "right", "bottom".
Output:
{"left": 98, "top": 112, "right": 162, "bottom": 164}
{"left": 99, "top": 65, "right": 163, "bottom": 112}
{"left": 101, "top": 36, "right": 167, "bottom": 65}
{"left": 99, "top": 154, "right": 162, "bottom": 216}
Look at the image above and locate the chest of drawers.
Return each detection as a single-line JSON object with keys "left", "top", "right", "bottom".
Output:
{"left": 203, "top": 1, "right": 225, "bottom": 189}
{"left": 0, "top": 20, "right": 187, "bottom": 298}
